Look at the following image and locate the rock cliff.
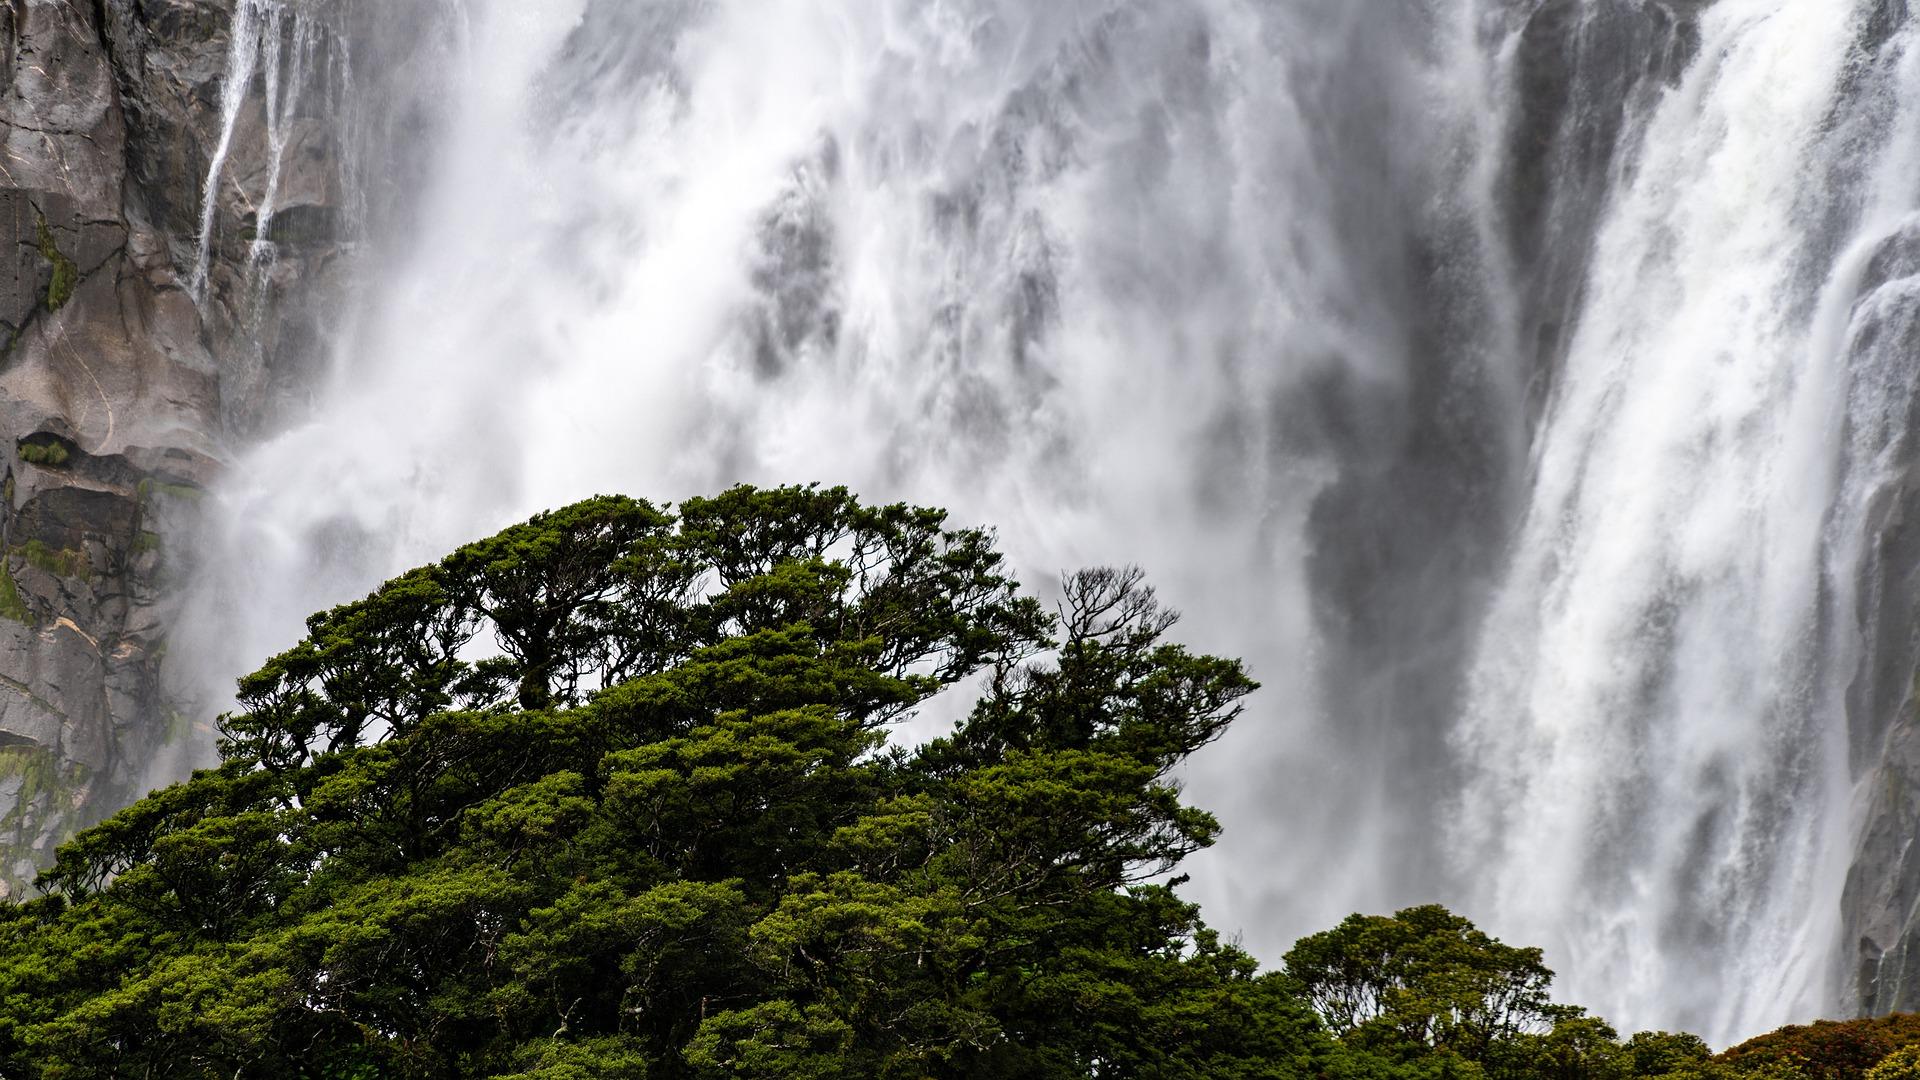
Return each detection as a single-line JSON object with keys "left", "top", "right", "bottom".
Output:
{"left": 0, "top": 0, "right": 348, "bottom": 888}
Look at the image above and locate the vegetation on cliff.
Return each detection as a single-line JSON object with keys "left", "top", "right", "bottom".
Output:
{"left": 0, "top": 485, "right": 1904, "bottom": 1078}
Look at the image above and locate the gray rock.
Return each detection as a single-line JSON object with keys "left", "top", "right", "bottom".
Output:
{"left": 1820, "top": 219, "right": 1920, "bottom": 1017}
{"left": 0, "top": 0, "right": 356, "bottom": 888}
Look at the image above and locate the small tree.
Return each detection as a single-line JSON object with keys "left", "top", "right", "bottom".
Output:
{"left": 1865, "top": 1046, "right": 1920, "bottom": 1080}
{"left": 1627, "top": 1032, "right": 1715, "bottom": 1077}
{"left": 1283, "top": 904, "right": 1560, "bottom": 1063}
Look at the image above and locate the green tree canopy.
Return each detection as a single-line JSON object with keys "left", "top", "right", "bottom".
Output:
{"left": 0, "top": 485, "right": 1341, "bottom": 1079}
{"left": 1282, "top": 904, "right": 1560, "bottom": 1062}
{"left": 0, "top": 484, "right": 1908, "bottom": 1079}
{"left": 1711, "top": 1015, "right": 1920, "bottom": 1080}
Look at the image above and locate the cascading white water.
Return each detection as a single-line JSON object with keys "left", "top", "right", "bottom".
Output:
{"left": 1456, "top": 0, "right": 1920, "bottom": 1039}
{"left": 192, "top": 0, "right": 362, "bottom": 304}
{"left": 182, "top": 0, "right": 1517, "bottom": 966}
{"left": 246, "top": 4, "right": 323, "bottom": 274}
{"left": 189, "top": 0, "right": 271, "bottom": 300}
{"left": 172, "top": 0, "right": 1920, "bottom": 1045}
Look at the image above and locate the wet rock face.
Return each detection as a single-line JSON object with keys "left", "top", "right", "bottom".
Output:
{"left": 1493, "top": 0, "right": 1920, "bottom": 1023}
{"left": 0, "top": 0, "right": 350, "bottom": 889}
{"left": 1839, "top": 220, "right": 1920, "bottom": 1018}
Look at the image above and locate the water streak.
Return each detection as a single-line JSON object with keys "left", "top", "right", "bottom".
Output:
{"left": 190, "top": 0, "right": 353, "bottom": 303}
{"left": 189, "top": 0, "right": 269, "bottom": 299}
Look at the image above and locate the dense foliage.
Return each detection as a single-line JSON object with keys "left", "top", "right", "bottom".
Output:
{"left": 1714, "top": 1017, "right": 1920, "bottom": 1080}
{"left": 0, "top": 486, "right": 1282, "bottom": 1077}
{"left": 0, "top": 485, "right": 1912, "bottom": 1078}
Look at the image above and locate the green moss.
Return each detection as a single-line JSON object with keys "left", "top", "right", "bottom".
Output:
{"left": 34, "top": 215, "right": 78, "bottom": 313}
{"left": 149, "top": 481, "right": 203, "bottom": 502}
{"left": 130, "top": 531, "right": 163, "bottom": 557}
{"left": 18, "top": 441, "right": 69, "bottom": 468}
{"left": 0, "top": 566, "right": 30, "bottom": 624}
{"left": 0, "top": 748, "right": 52, "bottom": 807}
{"left": 18, "top": 541, "right": 87, "bottom": 581}
{"left": 0, "top": 745, "right": 86, "bottom": 835}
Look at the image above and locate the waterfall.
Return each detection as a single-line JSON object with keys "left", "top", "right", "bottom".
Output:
{"left": 246, "top": 4, "right": 322, "bottom": 274}
{"left": 1457, "top": 0, "right": 1920, "bottom": 1037}
{"left": 188, "top": 0, "right": 269, "bottom": 300}
{"left": 191, "top": 0, "right": 357, "bottom": 304}
{"left": 172, "top": 0, "right": 1920, "bottom": 1043}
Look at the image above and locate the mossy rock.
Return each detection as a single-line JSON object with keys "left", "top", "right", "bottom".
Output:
{"left": 141, "top": 479, "right": 203, "bottom": 502}
{"left": 0, "top": 568, "right": 30, "bottom": 624}
{"left": 34, "top": 216, "right": 77, "bottom": 313}
{"left": 18, "top": 441, "right": 69, "bottom": 468}
{"left": 16, "top": 540, "right": 88, "bottom": 581}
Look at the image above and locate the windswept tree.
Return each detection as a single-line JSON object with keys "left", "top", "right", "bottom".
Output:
{"left": 0, "top": 485, "right": 1331, "bottom": 1080}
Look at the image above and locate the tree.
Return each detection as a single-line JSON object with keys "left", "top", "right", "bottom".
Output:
{"left": 1866, "top": 1046, "right": 1920, "bottom": 1080}
{"left": 1626, "top": 1033, "right": 1714, "bottom": 1077}
{"left": 7, "top": 483, "right": 1887, "bottom": 1079}
{"left": 1283, "top": 904, "right": 1560, "bottom": 1064}
{"left": 1488, "top": 1015, "right": 1634, "bottom": 1080}
{"left": 1714, "top": 1015, "right": 1920, "bottom": 1080}
{"left": 0, "top": 485, "right": 1337, "bottom": 1079}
